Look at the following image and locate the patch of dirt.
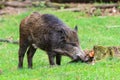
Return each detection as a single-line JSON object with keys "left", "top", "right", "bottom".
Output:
{"left": 0, "top": 7, "right": 27, "bottom": 15}
{"left": 0, "top": 1, "right": 120, "bottom": 16}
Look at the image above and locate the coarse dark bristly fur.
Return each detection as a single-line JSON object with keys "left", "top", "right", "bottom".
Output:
{"left": 18, "top": 12, "right": 91, "bottom": 68}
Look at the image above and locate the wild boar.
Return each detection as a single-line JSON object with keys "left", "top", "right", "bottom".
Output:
{"left": 18, "top": 12, "right": 91, "bottom": 68}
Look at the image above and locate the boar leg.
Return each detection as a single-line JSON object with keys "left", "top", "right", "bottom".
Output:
{"left": 27, "top": 45, "right": 36, "bottom": 68}
{"left": 18, "top": 39, "right": 29, "bottom": 68}
{"left": 48, "top": 52, "right": 55, "bottom": 65}
{"left": 56, "top": 54, "right": 62, "bottom": 65}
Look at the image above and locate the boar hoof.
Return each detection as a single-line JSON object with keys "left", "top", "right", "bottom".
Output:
{"left": 50, "top": 65, "right": 58, "bottom": 68}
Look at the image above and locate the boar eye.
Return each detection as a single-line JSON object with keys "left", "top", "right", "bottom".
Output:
{"left": 71, "top": 43, "right": 77, "bottom": 46}
{"left": 67, "top": 42, "right": 77, "bottom": 46}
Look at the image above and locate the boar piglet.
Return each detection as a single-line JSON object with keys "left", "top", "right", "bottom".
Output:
{"left": 18, "top": 12, "right": 89, "bottom": 68}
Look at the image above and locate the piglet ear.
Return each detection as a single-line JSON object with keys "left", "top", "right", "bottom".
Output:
{"left": 74, "top": 25, "right": 78, "bottom": 32}
{"left": 89, "top": 50, "right": 94, "bottom": 58}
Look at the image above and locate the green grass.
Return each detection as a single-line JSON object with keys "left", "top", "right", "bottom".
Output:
{"left": 0, "top": 8, "right": 120, "bottom": 80}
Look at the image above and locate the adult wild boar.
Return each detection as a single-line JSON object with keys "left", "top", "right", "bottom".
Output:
{"left": 18, "top": 12, "right": 92, "bottom": 68}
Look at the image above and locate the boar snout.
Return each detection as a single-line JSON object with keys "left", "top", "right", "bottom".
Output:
{"left": 71, "top": 49, "right": 95, "bottom": 63}
{"left": 70, "top": 47, "right": 95, "bottom": 63}
{"left": 72, "top": 47, "right": 86, "bottom": 61}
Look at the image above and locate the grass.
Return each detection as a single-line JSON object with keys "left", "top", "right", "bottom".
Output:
{"left": 0, "top": 7, "right": 120, "bottom": 80}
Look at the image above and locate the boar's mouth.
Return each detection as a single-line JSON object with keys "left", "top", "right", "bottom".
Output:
{"left": 70, "top": 53, "right": 95, "bottom": 63}
{"left": 53, "top": 48, "right": 86, "bottom": 62}
{"left": 70, "top": 53, "right": 87, "bottom": 63}
{"left": 72, "top": 47, "right": 87, "bottom": 62}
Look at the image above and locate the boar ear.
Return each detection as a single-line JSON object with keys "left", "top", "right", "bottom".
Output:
{"left": 58, "top": 30, "right": 66, "bottom": 43}
{"left": 74, "top": 25, "right": 78, "bottom": 32}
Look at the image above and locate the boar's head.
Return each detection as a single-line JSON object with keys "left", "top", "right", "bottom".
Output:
{"left": 53, "top": 26, "right": 94, "bottom": 63}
